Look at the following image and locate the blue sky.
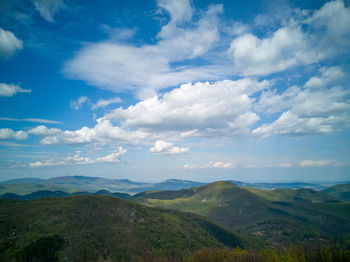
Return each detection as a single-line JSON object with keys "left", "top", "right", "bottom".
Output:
{"left": 0, "top": 0, "right": 349, "bottom": 182}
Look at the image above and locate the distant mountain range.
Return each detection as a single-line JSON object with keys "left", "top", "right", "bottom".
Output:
{"left": 0, "top": 176, "right": 205, "bottom": 195}
{"left": 1, "top": 175, "right": 348, "bottom": 195}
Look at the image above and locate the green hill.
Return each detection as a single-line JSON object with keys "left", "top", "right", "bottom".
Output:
{"left": 245, "top": 187, "right": 340, "bottom": 203}
{"left": 134, "top": 181, "right": 350, "bottom": 247}
{"left": 0, "top": 195, "right": 242, "bottom": 262}
{"left": 323, "top": 183, "right": 350, "bottom": 201}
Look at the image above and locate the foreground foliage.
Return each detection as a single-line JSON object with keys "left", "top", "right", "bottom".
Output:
{"left": 185, "top": 244, "right": 350, "bottom": 262}
{"left": 0, "top": 195, "right": 241, "bottom": 262}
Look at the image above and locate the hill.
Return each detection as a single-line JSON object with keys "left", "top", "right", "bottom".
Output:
{"left": 323, "top": 183, "right": 350, "bottom": 201}
{"left": 134, "top": 181, "right": 350, "bottom": 247}
{"left": 0, "top": 189, "right": 132, "bottom": 201}
{"left": 245, "top": 187, "right": 340, "bottom": 203}
{"left": 0, "top": 195, "right": 242, "bottom": 262}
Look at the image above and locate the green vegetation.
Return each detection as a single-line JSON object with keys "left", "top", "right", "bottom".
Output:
{"left": 323, "top": 184, "right": 350, "bottom": 201}
{"left": 185, "top": 244, "right": 350, "bottom": 262}
{"left": 0, "top": 195, "right": 242, "bottom": 262}
{"left": 135, "top": 181, "right": 350, "bottom": 248}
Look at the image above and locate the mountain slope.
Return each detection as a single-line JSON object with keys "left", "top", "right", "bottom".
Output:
{"left": 323, "top": 183, "right": 350, "bottom": 201}
{"left": 0, "top": 189, "right": 132, "bottom": 201}
{"left": 0, "top": 195, "right": 242, "bottom": 262}
{"left": 245, "top": 187, "right": 340, "bottom": 203}
{"left": 134, "top": 181, "right": 350, "bottom": 247}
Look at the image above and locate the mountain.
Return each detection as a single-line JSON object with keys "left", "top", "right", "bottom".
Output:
{"left": 0, "top": 195, "right": 242, "bottom": 262}
{"left": 245, "top": 187, "right": 341, "bottom": 203}
{"left": 0, "top": 189, "right": 132, "bottom": 201}
{"left": 150, "top": 179, "right": 205, "bottom": 190}
{"left": 322, "top": 183, "right": 350, "bottom": 201}
{"left": 134, "top": 181, "right": 350, "bottom": 247}
{"left": 0, "top": 176, "right": 206, "bottom": 195}
{"left": 2, "top": 176, "right": 348, "bottom": 195}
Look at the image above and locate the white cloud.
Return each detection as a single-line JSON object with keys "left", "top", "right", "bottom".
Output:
{"left": 33, "top": 0, "right": 66, "bottom": 22}
{"left": 64, "top": 2, "right": 226, "bottom": 97}
{"left": 70, "top": 96, "right": 122, "bottom": 110}
{"left": 228, "top": 1, "right": 350, "bottom": 76}
{"left": 201, "top": 161, "right": 234, "bottom": 168}
{"left": 70, "top": 96, "right": 89, "bottom": 110}
{"left": 253, "top": 66, "right": 350, "bottom": 138}
{"left": 228, "top": 25, "right": 310, "bottom": 76}
{"left": 150, "top": 140, "right": 189, "bottom": 155}
{"left": 299, "top": 159, "right": 341, "bottom": 167}
{"left": 34, "top": 119, "right": 158, "bottom": 146}
{"left": 106, "top": 79, "right": 269, "bottom": 137}
{"left": 91, "top": 97, "right": 122, "bottom": 110}
{"left": 0, "top": 128, "right": 28, "bottom": 140}
{"left": 252, "top": 111, "right": 339, "bottom": 138}
{"left": 0, "top": 117, "right": 62, "bottom": 124}
{"left": 0, "top": 83, "right": 31, "bottom": 97}
{"left": 29, "top": 148, "right": 127, "bottom": 168}
{"left": 96, "top": 146, "right": 127, "bottom": 162}
{"left": 157, "top": 0, "right": 192, "bottom": 24}
{"left": 28, "top": 125, "right": 61, "bottom": 135}
{"left": 254, "top": 85, "right": 301, "bottom": 114}
{"left": 304, "top": 66, "right": 344, "bottom": 89}
{"left": 183, "top": 164, "right": 197, "bottom": 169}
{"left": 29, "top": 160, "right": 65, "bottom": 168}
{"left": 0, "top": 28, "right": 23, "bottom": 59}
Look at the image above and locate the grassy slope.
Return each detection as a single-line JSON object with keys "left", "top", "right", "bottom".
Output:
{"left": 245, "top": 187, "right": 340, "bottom": 203}
{"left": 134, "top": 181, "right": 350, "bottom": 247}
{"left": 0, "top": 195, "right": 242, "bottom": 262}
{"left": 323, "top": 183, "right": 350, "bottom": 201}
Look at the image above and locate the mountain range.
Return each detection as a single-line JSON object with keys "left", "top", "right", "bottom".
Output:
{"left": 1, "top": 176, "right": 347, "bottom": 195}
{"left": 1, "top": 177, "right": 349, "bottom": 261}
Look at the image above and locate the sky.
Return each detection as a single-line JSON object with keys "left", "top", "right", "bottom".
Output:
{"left": 0, "top": 0, "right": 349, "bottom": 183}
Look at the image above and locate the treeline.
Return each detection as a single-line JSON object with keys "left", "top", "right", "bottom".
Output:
{"left": 3, "top": 236, "right": 349, "bottom": 262}
{"left": 184, "top": 244, "right": 350, "bottom": 262}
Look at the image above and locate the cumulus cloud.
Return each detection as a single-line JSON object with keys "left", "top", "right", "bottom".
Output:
{"left": 33, "top": 0, "right": 66, "bottom": 22}
{"left": 0, "top": 128, "right": 28, "bottom": 140}
{"left": 150, "top": 140, "right": 189, "bottom": 155}
{"left": 32, "top": 119, "right": 158, "bottom": 146}
{"left": 228, "top": 25, "right": 310, "bottom": 76}
{"left": 64, "top": 1, "right": 227, "bottom": 97}
{"left": 253, "top": 66, "right": 350, "bottom": 138}
{"left": 0, "top": 28, "right": 23, "bottom": 59}
{"left": 91, "top": 97, "right": 122, "bottom": 110}
{"left": 29, "top": 148, "right": 126, "bottom": 168}
{"left": 106, "top": 79, "right": 269, "bottom": 137}
{"left": 228, "top": 1, "right": 350, "bottom": 76}
{"left": 28, "top": 125, "right": 61, "bottom": 135}
{"left": 252, "top": 111, "right": 336, "bottom": 138}
{"left": 304, "top": 66, "right": 344, "bottom": 89}
{"left": 0, "top": 83, "right": 31, "bottom": 97}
